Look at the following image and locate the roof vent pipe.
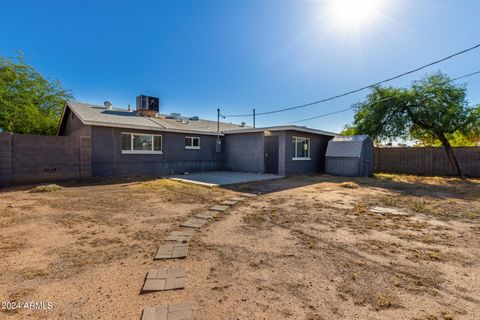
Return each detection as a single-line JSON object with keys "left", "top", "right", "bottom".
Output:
{"left": 104, "top": 101, "right": 112, "bottom": 110}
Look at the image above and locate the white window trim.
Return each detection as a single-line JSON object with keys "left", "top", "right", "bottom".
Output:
{"left": 292, "top": 136, "right": 310, "bottom": 160}
{"left": 121, "top": 132, "right": 163, "bottom": 154}
{"left": 185, "top": 136, "right": 201, "bottom": 150}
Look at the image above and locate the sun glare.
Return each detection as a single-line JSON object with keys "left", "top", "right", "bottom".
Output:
{"left": 327, "top": 0, "right": 383, "bottom": 33}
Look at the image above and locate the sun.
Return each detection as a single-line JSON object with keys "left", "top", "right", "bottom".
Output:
{"left": 327, "top": 0, "right": 383, "bottom": 32}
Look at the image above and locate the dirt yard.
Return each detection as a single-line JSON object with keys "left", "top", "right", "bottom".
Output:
{"left": 1, "top": 174, "right": 480, "bottom": 319}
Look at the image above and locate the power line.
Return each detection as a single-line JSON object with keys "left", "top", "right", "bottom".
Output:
{"left": 288, "top": 96, "right": 397, "bottom": 124}
{"left": 451, "top": 70, "right": 480, "bottom": 81}
{"left": 287, "top": 70, "right": 480, "bottom": 125}
{"left": 222, "top": 43, "right": 480, "bottom": 118}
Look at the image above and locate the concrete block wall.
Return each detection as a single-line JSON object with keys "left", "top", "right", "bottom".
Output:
{"left": 0, "top": 133, "right": 13, "bottom": 186}
{"left": 375, "top": 147, "right": 480, "bottom": 177}
{"left": 0, "top": 133, "right": 92, "bottom": 187}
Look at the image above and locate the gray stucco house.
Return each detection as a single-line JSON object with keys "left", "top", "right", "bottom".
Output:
{"left": 57, "top": 100, "right": 337, "bottom": 177}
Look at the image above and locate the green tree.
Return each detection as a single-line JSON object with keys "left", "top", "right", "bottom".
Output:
{"left": 345, "top": 72, "right": 480, "bottom": 176}
{"left": 0, "top": 54, "right": 72, "bottom": 135}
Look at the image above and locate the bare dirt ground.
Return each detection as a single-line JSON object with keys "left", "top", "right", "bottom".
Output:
{"left": 1, "top": 174, "right": 480, "bottom": 319}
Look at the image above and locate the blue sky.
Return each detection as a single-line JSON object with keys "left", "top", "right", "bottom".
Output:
{"left": 1, "top": 0, "right": 479, "bottom": 133}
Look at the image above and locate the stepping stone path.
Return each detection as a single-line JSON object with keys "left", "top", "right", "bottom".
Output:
{"left": 229, "top": 196, "right": 246, "bottom": 201}
{"left": 139, "top": 192, "right": 259, "bottom": 318}
{"left": 220, "top": 200, "right": 238, "bottom": 206}
{"left": 240, "top": 193, "right": 257, "bottom": 198}
{"left": 210, "top": 204, "right": 230, "bottom": 212}
{"left": 195, "top": 211, "right": 218, "bottom": 220}
{"left": 370, "top": 206, "right": 409, "bottom": 216}
{"left": 155, "top": 243, "right": 188, "bottom": 260}
{"left": 165, "top": 230, "right": 194, "bottom": 242}
{"left": 141, "top": 303, "right": 192, "bottom": 320}
{"left": 142, "top": 268, "right": 186, "bottom": 293}
{"left": 180, "top": 217, "right": 207, "bottom": 228}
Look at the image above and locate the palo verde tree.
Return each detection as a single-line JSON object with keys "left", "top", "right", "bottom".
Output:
{"left": 343, "top": 72, "right": 480, "bottom": 176}
{"left": 0, "top": 54, "right": 72, "bottom": 135}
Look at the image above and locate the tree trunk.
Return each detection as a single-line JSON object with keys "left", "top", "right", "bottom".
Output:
{"left": 437, "top": 133, "right": 463, "bottom": 177}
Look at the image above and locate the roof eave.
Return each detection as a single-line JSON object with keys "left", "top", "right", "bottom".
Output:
{"left": 223, "top": 125, "right": 338, "bottom": 136}
{"left": 57, "top": 101, "right": 87, "bottom": 136}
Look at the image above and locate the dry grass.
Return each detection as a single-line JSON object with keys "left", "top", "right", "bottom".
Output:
{"left": 339, "top": 182, "right": 360, "bottom": 189}
{"left": 30, "top": 184, "right": 63, "bottom": 193}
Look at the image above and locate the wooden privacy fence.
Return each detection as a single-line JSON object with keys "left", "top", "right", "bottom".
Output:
{"left": 374, "top": 147, "right": 480, "bottom": 177}
{"left": 0, "top": 133, "right": 91, "bottom": 187}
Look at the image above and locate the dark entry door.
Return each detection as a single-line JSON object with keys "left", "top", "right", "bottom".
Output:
{"left": 265, "top": 136, "right": 279, "bottom": 174}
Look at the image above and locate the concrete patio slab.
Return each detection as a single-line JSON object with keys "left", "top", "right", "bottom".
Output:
{"left": 229, "top": 196, "right": 246, "bottom": 201}
{"left": 165, "top": 230, "right": 194, "bottom": 242}
{"left": 195, "top": 211, "right": 217, "bottom": 219}
{"left": 142, "top": 303, "right": 192, "bottom": 320}
{"left": 169, "top": 171, "right": 283, "bottom": 187}
{"left": 210, "top": 205, "right": 230, "bottom": 212}
{"left": 155, "top": 243, "right": 188, "bottom": 260}
{"left": 142, "top": 268, "right": 186, "bottom": 293}
{"left": 180, "top": 217, "right": 207, "bottom": 228}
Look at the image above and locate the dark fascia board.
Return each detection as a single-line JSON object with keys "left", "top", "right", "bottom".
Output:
{"left": 223, "top": 125, "right": 338, "bottom": 137}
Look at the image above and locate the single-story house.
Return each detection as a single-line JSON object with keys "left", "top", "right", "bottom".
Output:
{"left": 57, "top": 98, "right": 338, "bottom": 177}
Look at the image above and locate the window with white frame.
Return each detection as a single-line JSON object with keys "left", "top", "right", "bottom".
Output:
{"left": 292, "top": 136, "right": 310, "bottom": 160}
{"left": 121, "top": 133, "right": 162, "bottom": 153}
{"left": 185, "top": 136, "right": 200, "bottom": 149}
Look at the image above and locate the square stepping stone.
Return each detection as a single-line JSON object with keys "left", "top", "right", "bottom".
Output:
{"left": 210, "top": 205, "right": 229, "bottom": 212}
{"left": 229, "top": 196, "right": 245, "bottom": 201}
{"left": 195, "top": 211, "right": 217, "bottom": 220}
{"left": 240, "top": 193, "right": 257, "bottom": 198}
{"left": 370, "top": 206, "right": 408, "bottom": 216}
{"left": 142, "top": 303, "right": 192, "bottom": 320}
{"left": 165, "top": 230, "right": 194, "bottom": 242}
{"left": 142, "top": 268, "right": 186, "bottom": 293}
{"left": 180, "top": 217, "right": 207, "bottom": 228}
{"left": 155, "top": 243, "right": 188, "bottom": 260}
{"left": 220, "top": 200, "right": 238, "bottom": 206}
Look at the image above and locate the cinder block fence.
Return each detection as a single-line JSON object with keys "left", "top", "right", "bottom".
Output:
{"left": 374, "top": 147, "right": 480, "bottom": 177}
{"left": 0, "top": 133, "right": 91, "bottom": 187}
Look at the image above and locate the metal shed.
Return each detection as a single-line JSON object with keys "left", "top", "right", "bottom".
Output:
{"left": 325, "top": 135, "right": 374, "bottom": 177}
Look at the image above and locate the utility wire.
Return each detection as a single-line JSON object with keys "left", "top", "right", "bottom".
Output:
{"left": 451, "top": 70, "right": 480, "bottom": 81}
{"left": 287, "top": 70, "right": 480, "bottom": 125}
{"left": 222, "top": 43, "right": 480, "bottom": 118}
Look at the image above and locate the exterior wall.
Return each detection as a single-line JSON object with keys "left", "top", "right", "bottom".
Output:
{"left": 224, "top": 132, "right": 265, "bottom": 173}
{"left": 281, "top": 131, "right": 332, "bottom": 175}
{"left": 91, "top": 126, "right": 224, "bottom": 177}
{"left": 0, "top": 133, "right": 91, "bottom": 187}
{"left": 375, "top": 147, "right": 480, "bottom": 177}
{"left": 59, "top": 107, "right": 92, "bottom": 137}
{"left": 325, "top": 157, "right": 361, "bottom": 177}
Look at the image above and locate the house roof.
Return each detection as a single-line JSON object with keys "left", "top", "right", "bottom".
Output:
{"left": 60, "top": 101, "right": 249, "bottom": 136}
{"left": 325, "top": 135, "right": 370, "bottom": 158}
{"left": 59, "top": 101, "right": 338, "bottom": 137}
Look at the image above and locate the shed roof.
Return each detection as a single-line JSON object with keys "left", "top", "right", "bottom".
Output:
{"left": 325, "top": 135, "right": 370, "bottom": 158}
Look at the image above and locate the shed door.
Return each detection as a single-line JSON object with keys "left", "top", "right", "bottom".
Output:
{"left": 265, "top": 136, "right": 279, "bottom": 174}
